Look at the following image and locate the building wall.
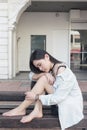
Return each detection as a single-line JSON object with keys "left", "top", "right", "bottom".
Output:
{"left": 0, "top": 0, "right": 87, "bottom": 79}
{"left": 17, "top": 12, "right": 69, "bottom": 71}
{"left": 71, "top": 10, "right": 87, "bottom": 30}
{"left": 0, "top": 2, "right": 8, "bottom": 79}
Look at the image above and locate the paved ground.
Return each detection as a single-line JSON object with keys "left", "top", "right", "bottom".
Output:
{"left": 0, "top": 80, "right": 87, "bottom": 93}
{"left": 0, "top": 80, "right": 31, "bottom": 92}
{"left": 0, "top": 72, "right": 87, "bottom": 92}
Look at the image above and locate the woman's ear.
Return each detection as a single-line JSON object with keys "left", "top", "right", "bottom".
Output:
{"left": 44, "top": 54, "right": 49, "bottom": 60}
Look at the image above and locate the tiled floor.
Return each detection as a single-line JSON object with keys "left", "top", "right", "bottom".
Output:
{"left": 0, "top": 80, "right": 31, "bottom": 92}
{"left": 0, "top": 72, "right": 87, "bottom": 92}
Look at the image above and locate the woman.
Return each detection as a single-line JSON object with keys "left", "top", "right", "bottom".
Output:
{"left": 3, "top": 49, "right": 84, "bottom": 130}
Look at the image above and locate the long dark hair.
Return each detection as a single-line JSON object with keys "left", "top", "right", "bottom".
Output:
{"left": 29, "top": 49, "right": 62, "bottom": 73}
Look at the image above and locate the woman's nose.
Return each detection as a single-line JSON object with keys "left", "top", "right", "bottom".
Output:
{"left": 39, "top": 67, "right": 43, "bottom": 71}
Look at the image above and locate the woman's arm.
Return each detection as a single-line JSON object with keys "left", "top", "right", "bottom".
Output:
{"left": 32, "top": 73, "right": 46, "bottom": 80}
{"left": 29, "top": 71, "right": 55, "bottom": 85}
{"left": 29, "top": 72, "right": 45, "bottom": 81}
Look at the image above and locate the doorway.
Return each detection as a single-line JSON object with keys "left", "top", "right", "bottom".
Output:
{"left": 31, "top": 35, "right": 46, "bottom": 52}
{"left": 70, "top": 30, "right": 87, "bottom": 80}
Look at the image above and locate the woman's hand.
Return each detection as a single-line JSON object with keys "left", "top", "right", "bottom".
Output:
{"left": 25, "top": 91, "right": 36, "bottom": 101}
{"left": 45, "top": 73, "right": 55, "bottom": 85}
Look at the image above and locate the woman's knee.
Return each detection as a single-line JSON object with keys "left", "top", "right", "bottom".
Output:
{"left": 38, "top": 75, "right": 49, "bottom": 84}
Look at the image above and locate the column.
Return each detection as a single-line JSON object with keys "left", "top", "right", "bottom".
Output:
{"left": 8, "top": 25, "right": 15, "bottom": 79}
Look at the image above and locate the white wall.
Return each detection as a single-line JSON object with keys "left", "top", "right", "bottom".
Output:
{"left": 17, "top": 12, "right": 69, "bottom": 71}
{"left": 71, "top": 11, "right": 87, "bottom": 30}
{"left": 52, "top": 30, "right": 69, "bottom": 63}
{"left": 0, "top": 3, "right": 8, "bottom": 79}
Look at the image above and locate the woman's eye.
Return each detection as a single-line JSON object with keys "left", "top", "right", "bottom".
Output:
{"left": 37, "top": 63, "right": 41, "bottom": 68}
{"left": 38, "top": 64, "right": 41, "bottom": 67}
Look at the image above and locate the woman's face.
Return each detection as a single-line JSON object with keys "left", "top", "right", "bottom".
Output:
{"left": 33, "top": 54, "right": 51, "bottom": 72}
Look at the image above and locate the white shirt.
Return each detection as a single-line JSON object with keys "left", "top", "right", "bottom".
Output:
{"left": 39, "top": 66, "right": 84, "bottom": 130}
{"left": 29, "top": 71, "right": 35, "bottom": 81}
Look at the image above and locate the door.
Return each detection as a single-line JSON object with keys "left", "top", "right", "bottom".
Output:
{"left": 31, "top": 35, "right": 46, "bottom": 52}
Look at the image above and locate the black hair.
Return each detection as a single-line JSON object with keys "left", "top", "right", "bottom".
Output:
{"left": 29, "top": 49, "right": 62, "bottom": 73}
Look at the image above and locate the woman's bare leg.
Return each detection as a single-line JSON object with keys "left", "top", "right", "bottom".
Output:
{"left": 20, "top": 76, "right": 54, "bottom": 123}
{"left": 2, "top": 100, "right": 32, "bottom": 116}
{"left": 20, "top": 100, "right": 43, "bottom": 123}
{"left": 2, "top": 76, "right": 54, "bottom": 117}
